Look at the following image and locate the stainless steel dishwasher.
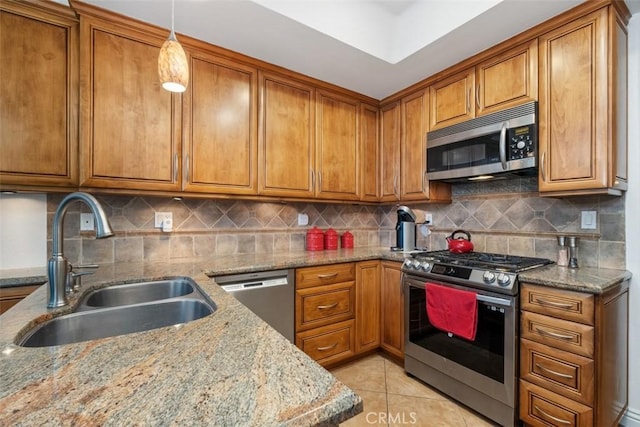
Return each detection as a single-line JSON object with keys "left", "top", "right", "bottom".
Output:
{"left": 212, "top": 269, "right": 294, "bottom": 342}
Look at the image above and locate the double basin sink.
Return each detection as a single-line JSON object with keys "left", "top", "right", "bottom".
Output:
{"left": 19, "top": 278, "right": 217, "bottom": 347}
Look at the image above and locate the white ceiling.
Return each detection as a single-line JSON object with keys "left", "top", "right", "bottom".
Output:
{"left": 77, "top": 0, "right": 640, "bottom": 100}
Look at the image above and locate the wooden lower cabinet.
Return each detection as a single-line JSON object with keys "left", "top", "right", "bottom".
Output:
{"left": 519, "top": 282, "right": 628, "bottom": 427}
{"left": 355, "top": 260, "right": 380, "bottom": 354}
{"left": 295, "top": 263, "right": 356, "bottom": 367}
{"left": 295, "top": 260, "right": 384, "bottom": 366}
{"left": 296, "top": 319, "right": 356, "bottom": 366}
{"left": 380, "top": 261, "right": 403, "bottom": 359}
{"left": 520, "top": 380, "right": 593, "bottom": 427}
{"left": 0, "top": 284, "right": 41, "bottom": 314}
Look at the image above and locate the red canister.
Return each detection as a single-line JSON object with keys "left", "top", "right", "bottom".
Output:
{"left": 341, "top": 231, "right": 354, "bottom": 249}
{"left": 325, "top": 228, "right": 338, "bottom": 250}
{"left": 306, "top": 226, "right": 325, "bottom": 251}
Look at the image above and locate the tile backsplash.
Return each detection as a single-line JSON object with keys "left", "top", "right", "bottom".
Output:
{"left": 49, "top": 178, "right": 626, "bottom": 269}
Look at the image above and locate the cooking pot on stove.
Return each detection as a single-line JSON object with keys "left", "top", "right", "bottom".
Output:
{"left": 446, "top": 230, "right": 474, "bottom": 253}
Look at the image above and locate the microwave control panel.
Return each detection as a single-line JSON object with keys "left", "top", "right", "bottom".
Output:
{"left": 508, "top": 125, "right": 536, "bottom": 160}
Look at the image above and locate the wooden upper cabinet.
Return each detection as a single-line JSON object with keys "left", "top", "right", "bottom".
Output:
{"left": 476, "top": 39, "right": 538, "bottom": 116}
{"left": 429, "top": 68, "right": 475, "bottom": 130}
{"left": 78, "top": 13, "right": 181, "bottom": 191}
{"left": 359, "top": 103, "right": 379, "bottom": 202}
{"left": 380, "top": 102, "right": 401, "bottom": 202}
{"left": 315, "top": 90, "right": 360, "bottom": 200}
{"left": 183, "top": 52, "right": 258, "bottom": 194}
{"left": 0, "top": 1, "right": 78, "bottom": 189}
{"left": 400, "top": 89, "right": 428, "bottom": 200}
{"left": 538, "top": 6, "right": 628, "bottom": 196}
{"left": 430, "top": 39, "right": 537, "bottom": 130}
{"left": 258, "top": 72, "right": 315, "bottom": 198}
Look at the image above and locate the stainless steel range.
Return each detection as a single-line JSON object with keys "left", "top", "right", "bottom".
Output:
{"left": 402, "top": 251, "right": 552, "bottom": 426}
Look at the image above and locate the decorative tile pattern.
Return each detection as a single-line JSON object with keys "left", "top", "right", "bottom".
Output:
{"left": 48, "top": 178, "right": 626, "bottom": 270}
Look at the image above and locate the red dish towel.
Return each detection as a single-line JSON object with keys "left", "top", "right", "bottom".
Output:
{"left": 426, "top": 282, "right": 478, "bottom": 341}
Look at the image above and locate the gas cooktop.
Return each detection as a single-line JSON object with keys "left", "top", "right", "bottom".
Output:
{"left": 411, "top": 250, "right": 554, "bottom": 272}
{"left": 402, "top": 250, "right": 554, "bottom": 295}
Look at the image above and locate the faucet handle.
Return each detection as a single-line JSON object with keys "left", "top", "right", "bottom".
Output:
{"left": 66, "top": 264, "right": 100, "bottom": 293}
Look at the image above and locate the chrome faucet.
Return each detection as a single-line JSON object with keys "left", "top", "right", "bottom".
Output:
{"left": 47, "top": 192, "right": 114, "bottom": 308}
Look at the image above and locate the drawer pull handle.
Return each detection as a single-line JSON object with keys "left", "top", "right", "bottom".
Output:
{"left": 535, "top": 298, "right": 574, "bottom": 309}
{"left": 534, "top": 405, "right": 571, "bottom": 425}
{"left": 317, "top": 303, "right": 338, "bottom": 310}
{"left": 317, "top": 342, "right": 338, "bottom": 352}
{"left": 535, "top": 363, "right": 574, "bottom": 379}
{"left": 317, "top": 273, "right": 338, "bottom": 279}
{"left": 536, "top": 327, "right": 574, "bottom": 341}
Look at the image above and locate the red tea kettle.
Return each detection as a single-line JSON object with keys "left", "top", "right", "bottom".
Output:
{"left": 446, "top": 229, "right": 474, "bottom": 253}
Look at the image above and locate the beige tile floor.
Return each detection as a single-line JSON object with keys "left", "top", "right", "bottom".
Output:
{"left": 331, "top": 353, "right": 498, "bottom": 427}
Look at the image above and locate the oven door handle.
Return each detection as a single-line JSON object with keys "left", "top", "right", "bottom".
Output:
{"left": 476, "top": 294, "right": 512, "bottom": 307}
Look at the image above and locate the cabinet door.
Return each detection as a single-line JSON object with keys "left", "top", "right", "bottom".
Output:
{"left": 315, "top": 90, "right": 359, "bottom": 200}
{"left": 360, "top": 103, "right": 379, "bottom": 201}
{"left": 429, "top": 68, "right": 475, "bottom": 130}
{"left": 183, "top": 53, "right": 257, "bottom": 194}
{"left": 258, "top": 72, "right": 315, "bottom": 197}
{"left": 476, "top": 39, "right": 538, "bottom": 116}
{"left": 538, "top": 8, "right": 609, "bottom": 193}
{"left": 355, "top": 260, "right": 380, "bottom": 354}
{"left": 380, "top": 102, "right": 400, "bottom": 202}
{"left": 380, "top": 261, "right": 403, "bottom": 359}
{"left": 400, "top": 89, "right": 428, "bottom": 201}
{"left": 79, "top": 16, "right": 181, "bottom": 191}
{"left": 0, "top": 1, "right": 78, "bottom": 189}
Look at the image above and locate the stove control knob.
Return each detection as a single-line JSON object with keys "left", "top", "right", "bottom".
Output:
{"left": 497, "top": 273, "right": 511, "bottom": 287}
{"left": 411, "top": 259, "right": 422, "bottom": 269}
{"left": 421, "top": 262, "right": 431, "bottom": 271}
{"left": 403, "top": 259, "right": 412, "bottom": 269}
{"left": 482, "top": 271, "right": 496, "bottom": 284}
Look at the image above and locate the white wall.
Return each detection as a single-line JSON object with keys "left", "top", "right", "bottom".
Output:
{"left": 0, "top": 194, "right": 47, "bottom": 270}
{"left": 624, "top": 11, "right": 640, "bottom": 427}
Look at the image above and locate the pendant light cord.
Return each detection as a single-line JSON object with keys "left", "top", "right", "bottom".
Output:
{"left": 170, "top": 0, "right": 176, "bottom": 40}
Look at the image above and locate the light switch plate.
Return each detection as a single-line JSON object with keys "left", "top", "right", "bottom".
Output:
{"left": 581, "top": 210, "right": 597, "bottom": 229}
{"left": 80, "top": 213, "right": 94, "bottom": 231}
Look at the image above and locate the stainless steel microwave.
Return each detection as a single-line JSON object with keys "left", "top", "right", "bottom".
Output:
{"left": 426, "top": 101, "right": 538, "bottom": 182}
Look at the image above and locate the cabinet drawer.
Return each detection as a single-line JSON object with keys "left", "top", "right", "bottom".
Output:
{"left": 521, "top": 284, "right": 594, "bottom": 325}
{"left": 520, "top": 380, "right": 593, "bottom": 427}
{"left": 296, "top": 263, "right": 355, "bottom": 289}
{"left": 521, "top": 338, "right": 594, "bottom": 406}
{"left": 521, "top": 310, "right": 594, "bottom": 358}
{"left": 296, "top": 281, "right": 355, "bottom": 331}
{"left": 296, "top": 319, "right": 355, "bottom": 366}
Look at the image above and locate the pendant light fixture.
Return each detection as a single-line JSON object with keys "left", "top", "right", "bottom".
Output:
{"left": 158, "top": 0, "right": 189, "bottom": 93}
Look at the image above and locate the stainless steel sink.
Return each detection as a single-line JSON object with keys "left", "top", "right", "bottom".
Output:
{"left": 79, "top": 279, "right": 195, "bottom": 308}
{"left": 18, "top": 278, "right": 216, "bottom": 347}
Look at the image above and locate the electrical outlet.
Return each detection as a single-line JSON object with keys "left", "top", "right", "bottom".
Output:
{"left": 155, "top": 212, "right": 173, "bottom": 228}
{"left": 425, "top": 213, "right": 433, "bottom": 225}
{"left": 80, "top": 213, "right": 94, "bottom": 231}
{"left": 581, "top": 210, "right": 597, "bottom": 230}
{"left": 297, "top": 213, "right": 309, "bottom": 226}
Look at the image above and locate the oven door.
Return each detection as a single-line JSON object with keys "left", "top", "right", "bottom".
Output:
{"left": 403, "top": 275, "right": 517, "bottom": 407}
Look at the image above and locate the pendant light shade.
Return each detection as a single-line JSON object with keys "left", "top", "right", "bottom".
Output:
{"left": 158, "top": 0, "right": 188, "bottom": 93}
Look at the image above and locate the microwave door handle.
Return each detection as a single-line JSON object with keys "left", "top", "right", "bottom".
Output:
{"left": 499, "top": 122, "right": 508, "bottom": 170}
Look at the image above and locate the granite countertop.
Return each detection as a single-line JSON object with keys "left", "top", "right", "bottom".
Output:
{"left": 0, "top": 247, "right": 631, "bottom": 425}
{"left": 0, "top": 253, "right": 386, "bottom": 426}
{"left": 518, "top": 264, "right": 632, "bottom": 294}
